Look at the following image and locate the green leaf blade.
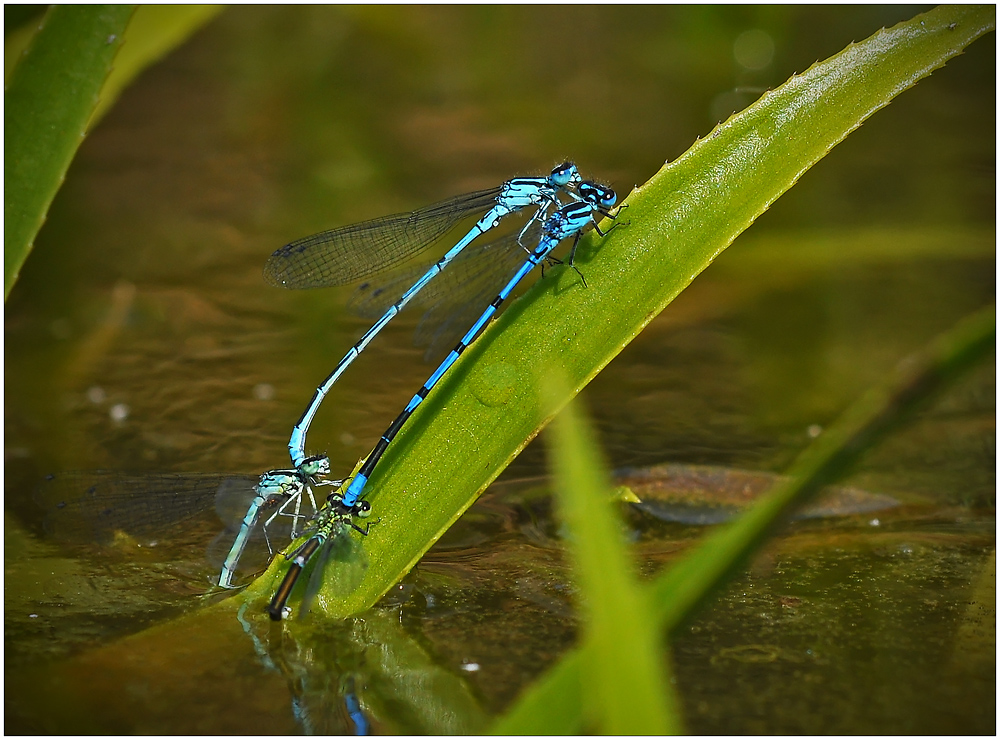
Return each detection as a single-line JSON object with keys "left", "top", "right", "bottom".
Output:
{"left": 543, "top": 390, "right": 680, "bottom": 735}
{"left": 4, "top": 5, "right": 135, "bottom": 300}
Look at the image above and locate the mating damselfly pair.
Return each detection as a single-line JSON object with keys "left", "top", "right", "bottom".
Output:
{"left": 252, "top": 162, "right": 624, "bottom": 620}
{"left": 233, "top": 161, "right": 625, "bottom": 619}
{"left": 41, "top": 162, "right": 625, "bottom": 621}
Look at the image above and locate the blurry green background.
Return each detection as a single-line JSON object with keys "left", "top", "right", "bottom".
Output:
{"left": 5, "top": 5, "right": 994, "bottom": 734}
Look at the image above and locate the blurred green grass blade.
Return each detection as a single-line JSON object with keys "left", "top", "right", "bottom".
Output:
{"left": 4, "top": 10, "right": 45, "bottom": 79}
{"left": 545, "top": 388, "right": 680, "bottom": 734}
{"left": 4, "top": 5, "right": 134, "bottom": 300}
{"left": 4, "top": 6, "right": 46, "bottom": 37}
{"left": 648, "top": 305, "right": 996, "bottom": 631}
{"left": 494, "top": 305, "right": 994, "bottom": 734}
{"left": 4, "top": 5, "right": 222, "bottom": 301}
{"left": 91, "top": 5, "right": 224, "bottom": 125}
{"left": 5, "top": 6, "right": 221, "bottom": 96}
{"left": 245, "top": 5, "right": 993, "bottom": 621}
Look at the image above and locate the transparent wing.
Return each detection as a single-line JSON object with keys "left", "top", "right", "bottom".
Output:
{"left": 213, "top": 475, "right": 265, "bottom": 527}
{"left": 347, "top": 221, "right": 545, "bottom": 360}
{"left": 264, "top": 187, "right": 502, "bottom": 289}
{"left": 35, "top": 471, "right": 280, "bottom": 582}
{"left": 36, "top": 471, "right": 251, "bottom": 544}
{"left": 299, "top": 523, "right": 368, "bottom": 618}
{"left": 413, "top": 223, "right": 543, "bottom": 358}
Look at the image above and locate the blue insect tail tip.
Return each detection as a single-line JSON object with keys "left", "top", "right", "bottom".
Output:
{"left": 342, "top": 474, "right": 368, "bottom": 508}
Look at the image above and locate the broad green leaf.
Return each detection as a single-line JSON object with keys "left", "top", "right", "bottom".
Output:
{"left": 5, "top": 5, "right": 134, "bottom": 300}
{"left": 4, "top": 5, "right": 223, "bottom": 300}
{"left": 493, "top": 305, "right": 994, "bottom": 734}
{"left": 244, "top": 5, "right": 994, "bottom": 621}
{"left": 546, "top": 388, "right": 680, "bottom": 734}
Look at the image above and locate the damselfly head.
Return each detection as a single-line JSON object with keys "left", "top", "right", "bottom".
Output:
{"left": 324, "top": 489, "right": 372, "bottom": 521}
{"left": 326, "top": 490, "right": 352, "bottom": 513}
{"left": 299, "top": 454, "right": 331, "bottom": 477}
{"left": 577, "top": 181, "right": 617, "bottom": 209}
{"left": 550, "top": 161, "right": 580, "bottom": 188}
